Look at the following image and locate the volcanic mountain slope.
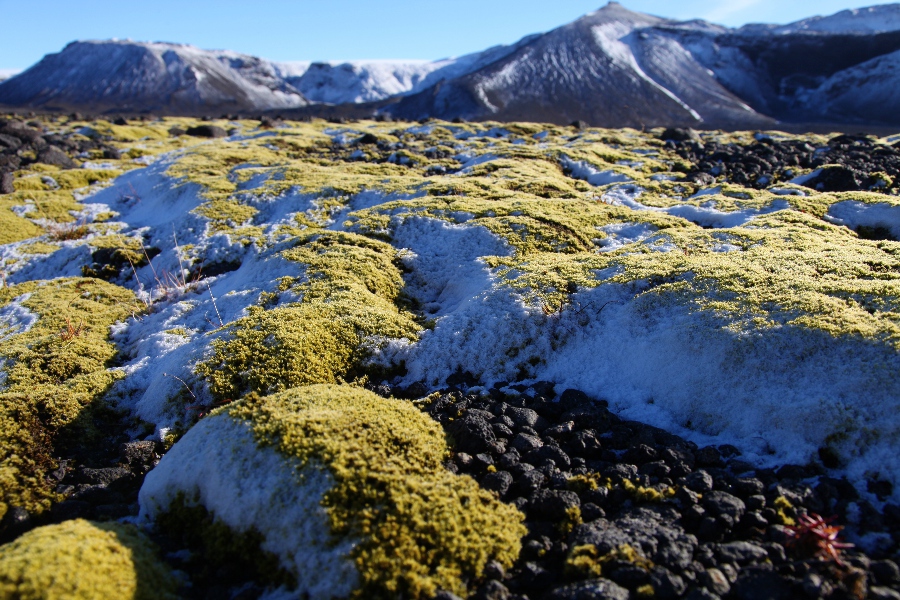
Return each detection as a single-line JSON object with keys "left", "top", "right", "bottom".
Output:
{"left": 682, "top": 26, "right": 900, "bottom": 126}
{"left": 383, "top": 3, "right": 774, "bottom": 129}
{"left": 382, "top": 2, "right": 900, "bottom": 128}
{"left": 6, "top": 4, "right": 900, "bottom": 127}
{"left": 769, "top": 2, "right": 900, "bottom": 34}
{"left": 0, "top": 40, "right": 308, "bottom": 115}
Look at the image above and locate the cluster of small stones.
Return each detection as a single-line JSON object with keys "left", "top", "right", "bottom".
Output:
{"left": 0, "top": 115, "right": 123, "bottom": 194}
{"left": 366, "top": 379, "right": 900, "bottom": 600}
{"left": 0, "top": 440, "right": 160, "bottom": 545}
{"left": 665, "top": 128, "right": 900, "bottom": 195}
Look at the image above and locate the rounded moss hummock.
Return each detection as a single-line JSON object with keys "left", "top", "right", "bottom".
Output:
{"left": 0, "top": 519, "right": 178, "bottom": 600}
{"left": 139, "top": 384, "right": 525, "bottom": 599}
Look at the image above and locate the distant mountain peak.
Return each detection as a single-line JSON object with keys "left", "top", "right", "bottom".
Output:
{"left": 0, "top": 40, "right": 307, "bottom": 115}
{"left": 776, "top": 3, "right": 900, "bottom": 34}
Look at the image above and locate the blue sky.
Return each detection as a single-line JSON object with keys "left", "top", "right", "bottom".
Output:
{"left": 0, "top": 1, "right": 895, "bottom": 71}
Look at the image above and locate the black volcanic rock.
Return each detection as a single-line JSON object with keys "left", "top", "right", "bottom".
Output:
{"left": 186, "top": 124, "right": 227, "bottom": 138}
{"left": 0, "top": 172, "right": 13, "bottom": 194}
{"left": 37, "top": 146, "right": 76, "bottom": 168}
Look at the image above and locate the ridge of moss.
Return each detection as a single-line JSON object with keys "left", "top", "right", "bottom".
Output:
{"left": 196, "top": 230, "right": 420, "bottom": 400}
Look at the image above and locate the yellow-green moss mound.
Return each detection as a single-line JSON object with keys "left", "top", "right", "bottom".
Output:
{"left": 196, "top": 231, "right": 419, "bottom": 399}
{"left": 142, "top": 384, "right": 524, "bottom": 599}
{"left": 232, "top": 384, "right": 526, "bottom": 599}
{"left": 0, "top": 519, "right": 178, "bottom": 600}
{"left": 0, "top": 278, "right": 140, "bottom": 520}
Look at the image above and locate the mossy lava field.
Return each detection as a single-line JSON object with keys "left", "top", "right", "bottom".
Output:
{"left": 0, "top": 114, "right": 899, "bottom": 599}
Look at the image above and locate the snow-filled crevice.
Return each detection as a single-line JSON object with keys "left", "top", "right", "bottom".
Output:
{"left": 560, "top": 155, "right": 632, "bottom": 186}
{"left": 601, "top": 184, "right": 791, "bottom": 228}
{"left": 825, "top": 200, "right": 900, "bottom": 241}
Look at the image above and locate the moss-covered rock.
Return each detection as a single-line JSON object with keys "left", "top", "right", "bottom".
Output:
{"left": 140, "top": 384, "right": 525, "bottom": 599}
{"left": 0, "top": 519, "right": 178, "bottom": 600}
{"left": 0, "top": 278, "right": 140, "bottom": 520}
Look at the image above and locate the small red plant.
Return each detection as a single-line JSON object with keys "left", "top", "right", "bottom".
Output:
{"left": 59, "top": 317, "right": 85, "bottom": 342}
{"left": 785, "top": 512, "right": 854, "bottom": 564}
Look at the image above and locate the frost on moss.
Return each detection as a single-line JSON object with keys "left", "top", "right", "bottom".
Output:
{"left": 357, "top": 195, "right": 900, "bottom": 342}
{"left": 0, "top": 519, "right": 177, "bottom": 600}
{"left": 232, "top": 385, "right": 525, "bottom": 598}
{"left": 141, "top": 384, "right": 524, "bottom": 599}
{"left": 196, "top": 231, "right": 420, "bottom": 399}
{"left": 0, "top": 278, "right": 140, "bottom": 520}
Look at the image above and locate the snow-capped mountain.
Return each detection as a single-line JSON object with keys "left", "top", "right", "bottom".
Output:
{"left": 270, "top": 37, "right": 541, "bottom": 105}
{"left": 382, "top": 3, "right": 776, "bottom": 128}
{"left": 0, "top": 40, "right": 307, "bottom": 114}
{"left": 3, "top": 3, "right": 900, "bottom": 127}
{"left": 774, "top": 3, "right": 900, "bottom": 34}
{"left": 278, "top": 60, "right": 439, "bottom": 104}
{"left": 380, "top": 2, "right": 900, "bottom": 128}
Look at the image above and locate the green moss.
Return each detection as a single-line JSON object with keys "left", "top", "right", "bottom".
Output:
{"left": 376, "top": 197, "right": 899, "bottom": 341}
{"left": 196, "top": 231, "right": 420, "bottom": 400}
{"left": 17, "top": 242, "right": 59, "bottom": 255}
{"left": 564, "top": 544, "right": 654, "bottom": 581}
{"left": 83, "top": 233, "right": 148, "bottom": 278}
{"left": 193, "top": 199, "right": 258, "bottom": 229}
{"left": 0, "top": 278, "right": 140, "bottom": 519}
{"left": 227, "top": 384, "right": 525, "bottom": 599}
{"left": 559, "top": 505, "right": 583, "bottom": 535}
{"left": 166, "top": 142, "right": 284, "bottom": 200}
{"left": 54, "top": 169, "right": 122, "bottom": 191}
{"left": 567, "top": 474, "right": 676, "bottom": 505}
{"left": 0, "top": 201, "right": 44, "bottom": 245}
{"left": 0, "top": 519, "right": 178, "bottom": 600}
{"left": 6, "top": 190, "right": 82, "bottom": 223}
{"left": 773, "top": 495, "right": 797, "bottom": 526}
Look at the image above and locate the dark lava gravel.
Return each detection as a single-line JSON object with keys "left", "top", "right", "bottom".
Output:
{"left": 661, "top": 128, "right": 900, "bottom": 200}
{"left": 0, "top": 115, "right": 125, "bottom": 191}
{"left": 382, "top": 380, "right": 900, "bottom": 600}
{"left": 3, "top": 377, "right": 900, "bottom": 600}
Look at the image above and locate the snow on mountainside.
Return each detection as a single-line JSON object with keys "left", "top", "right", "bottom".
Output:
{"left": 800, "top": 48, "right": 900, "bottom": 123}
{"left": 0, "top": 40, "right": 307, "bottom": 114}
{"left": 4, "top": 3, "right": 900, "bottom": 126}
{"left": 279, "top": 60, "right": 443, "bottom": 104}
{"left": 775, "top": 3, "right": 900, "bottom": 34}
{"left": 381, "top": 2, "right": 900, "bottom": 127}
{"left": 271, "top": 37, "right": 540, "bottom": 105}
{"left": 383, "top": 2, "right": 775, "bottom": 128}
